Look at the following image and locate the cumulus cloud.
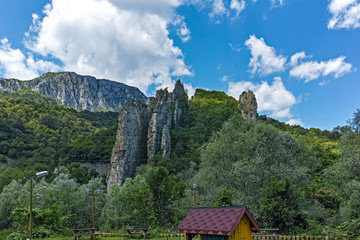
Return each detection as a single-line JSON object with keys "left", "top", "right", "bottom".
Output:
{"left": 209, "top": 0, "right": 228, "bottom": 20}
{"left": 289, "top": 51, "right": 307, "bottom": 67}
{"left": 20, "top": 0, "right": 192, "bottom": 94}
{"left": 178, "top": 23, "right": 191, "bottom": 42}
{"left": 107, "top": 0, "right": 184, "bottom": 19}
{"left": 0, "top": 38, "right": 60, "bottom": 79}
{"left": 287, "top": 118, "right": 303, "bottom": 126}
{"left": 230, "top": 0, "right": 246, "bottom": 18}
{"left": 245, "top": 35, "right": 287, "bottom": 76}
{"left": 183, "top": 82, "right": 196, "bottom": 98}
{"left": 174, "top": 15, "right": 191, "bottom": 42}
{"left": 289, "top": 52, "right": 352, "bottom": 82}
{"left": 242, "top": 36, "right": 353, "bottom": 83}
{"left": 227, "top": 77, "right": 297, "bottom": 118}
{"left": 328, "top": 0, "right": 360, "bottom": 29}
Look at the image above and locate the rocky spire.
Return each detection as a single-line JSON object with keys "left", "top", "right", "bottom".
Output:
{"left": 107, "top": 100, "right": 149, "bottom": 187}
{"left": 107, "top": 80, "right": 187, "bottom": 190}
{"left": 238, "top": 90, "right": 258, "bottom": 121}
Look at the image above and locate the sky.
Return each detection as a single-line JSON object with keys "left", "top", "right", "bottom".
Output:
{"left": 0, "top": 0, "right": 359, "bottom": 130}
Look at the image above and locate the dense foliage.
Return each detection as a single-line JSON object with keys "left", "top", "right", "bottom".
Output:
{"left": 0, "top": 90, "right": 359, "bottom": 239}
{"left": 170, "top": 89, "right": 238, "bottom": 166}
{"left": 0, "top": 91, "right": 117, "bottom": 188}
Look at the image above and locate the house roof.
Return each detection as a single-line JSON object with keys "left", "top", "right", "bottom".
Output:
{"left": 178, "top": 206, "right": 260, "bottom": 236}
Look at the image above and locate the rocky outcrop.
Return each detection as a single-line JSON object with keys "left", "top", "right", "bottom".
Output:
{"left": 107, "top": 100, "right": 149, "bottom": 187}
{"left": 107, "top": 80, "right": 187, "bottom": 189}
{"left": 161, "top": 126, "right": 171, "bottom": 159}
{"left": 238, "top": 90, "right": 258, "bottom": 120}
{"left": 0, "top": 72, "right": 147, "bottom": 112}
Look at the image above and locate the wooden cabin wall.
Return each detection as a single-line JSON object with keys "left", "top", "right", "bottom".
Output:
{"left": 230, "top": 215, "right": 252, "bottom": 240}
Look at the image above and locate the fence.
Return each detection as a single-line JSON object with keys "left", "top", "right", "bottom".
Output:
{"left": 159, "top": 233, "right": 344, "bottom": 240}
{"left": 164, "top": 234, "right": 338, "bottom": 240}
{"left": 252, "top": 236, "right": 338, "bottom": 240}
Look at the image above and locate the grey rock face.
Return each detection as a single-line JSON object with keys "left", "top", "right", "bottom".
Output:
{"left": 238, "top": 90, "right": 258, "bottom": 120}
{"left": 147, "top": 89, "right": 172, "bottom": 161}
{"left": 0, "top": 72, "right": 147, "bottom": 112}
{"left": 107, "top": 100, "right": 150, "bottom": 187}
{"left": 107, "top": 80, "right": 187, "bottom": 189}
{"left": 161, "top": 125, "right": 171, "bottom": 159}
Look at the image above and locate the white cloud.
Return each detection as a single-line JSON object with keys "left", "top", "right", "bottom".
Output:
{"left": 227, "top": 76, "right": 297, "bottom": 118}
{"left": 221, "top": 75, "right": 229, "bottom": 81}
{"left": 229, "top": 43, "right": 241, "bottom": 52}
{"left": 230, "top": 0, "right": 246, "bottom": 18}
{"left": 183, "top": 82, "right": 196, "bottom": 98}
{"left": 209, "top": 0, "right": 228, "bottom": 19}
{"left": 244, "top": 35, "right": 287, "bottom": 76}
{"left": 193, "top": 0, "right": 284, "bottom": 22}
{"left": 287, "top": 118, "right": 303, "bottom": 126}
{"left": 289, "top": 51, "right": 307, "bottom": 66}
{"left": 289, "top": 52, "right": 352, "bottom": 82}
{"left": 0, "top": 38, "right": 60, "bottom": 79}
{"left": 174, "top": 16, "right": 191, "bottom": 42}
{"left": 328, "top": 0, "right": 360, "bottom": 29}
{"left": 270, "top": 0, "right": 284, "bottom": 8}
{"left": 178, "top": 23, "right": 191, "bottom": 42}
{"left": 22, "top": 0, "right": 191, "bottom": 94}
{"left": 107, "top": 0, "right": 183, "bottom": 18}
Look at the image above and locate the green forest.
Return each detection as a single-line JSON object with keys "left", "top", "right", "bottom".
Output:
{"left": 0, "top": 89, "right": 359, "bottom": 239}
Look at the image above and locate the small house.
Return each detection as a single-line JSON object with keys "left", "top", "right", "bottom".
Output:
{"left": 178, "top": 206, "right": 259, "bottom": 240}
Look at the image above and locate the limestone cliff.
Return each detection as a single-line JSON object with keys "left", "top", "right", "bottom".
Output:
{"left": 107, "top": 100, "right": 149, "bottom": 187}
{"left": 107, "top": 80, "right": 187, "bottom": 189}
{"left": 0, "top": 72, "right": 147, "bottom": 112}
{"left": 238, "top": 90, "right": 258, "bottom": 120}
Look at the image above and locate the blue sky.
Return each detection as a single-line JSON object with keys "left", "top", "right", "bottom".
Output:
{"left": 0, "top": 0, "right": 359, "bottom": 130}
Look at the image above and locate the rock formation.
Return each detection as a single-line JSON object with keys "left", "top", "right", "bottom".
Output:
{"left": 107, "top": 100, "right": 150, "bottom": 187}
{"left": 107, "top": 80, "right": 187, "bottom": 189}
{"left": 238, "top": 90, "right": 258, "bottom": 120}
{"left": 0, "top": 72, "right": 147, "bottom": 112}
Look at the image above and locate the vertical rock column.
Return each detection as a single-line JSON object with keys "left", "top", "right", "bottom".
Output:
{"left": 107, "top": 79, "right": 188, "bottom": 189}
{"left": 238, "top": 90, "right": 258, "bottom": 121}
{"left": 147, "top": 89, "right": 172, "bottom": 161}
{"left": 107, "top": 100, "right": 149, "bottom": 189}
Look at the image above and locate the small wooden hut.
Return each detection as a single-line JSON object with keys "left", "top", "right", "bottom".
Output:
{"left": 178, "top": 206, "right": 260, "bottom": 240}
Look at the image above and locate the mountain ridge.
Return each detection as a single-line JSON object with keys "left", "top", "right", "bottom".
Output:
{"left": 0, "top": 72, "right": 147, "bottom": 112}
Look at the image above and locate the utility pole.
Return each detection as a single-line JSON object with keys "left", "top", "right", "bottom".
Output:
{"left": 28, "top": 175, "right": 33, "bottom": 240}
{"left": 87, "top": 189, "right": 101, "bottom": 229}
{"left": 28, "top": 171, "right": 48, "bottom": 240}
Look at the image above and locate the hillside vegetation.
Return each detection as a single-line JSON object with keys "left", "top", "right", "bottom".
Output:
{"left": 0, "top": 90, "right": 117, "bottom": 191}
{"left": 0, "top": 89, "right": 359, "bottom": 239}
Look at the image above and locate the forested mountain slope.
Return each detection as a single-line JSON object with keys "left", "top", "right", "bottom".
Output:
{"left": 0, "top": 90, "right": 118, "bottom": 191}
{"left": 0, "top": 87, "right": 359, "bottom": 239}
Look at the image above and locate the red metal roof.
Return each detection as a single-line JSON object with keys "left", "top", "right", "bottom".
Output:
{"left": 178, "top": 206, "right": 260, "bottom": 236}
